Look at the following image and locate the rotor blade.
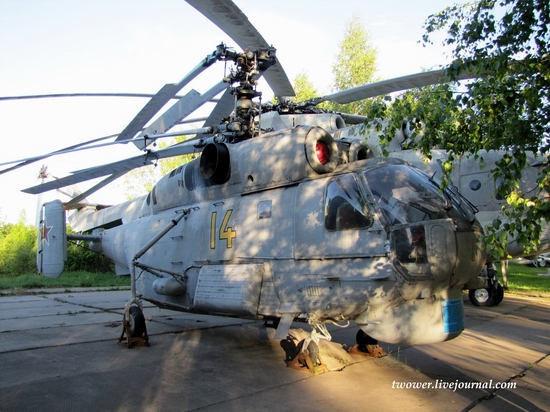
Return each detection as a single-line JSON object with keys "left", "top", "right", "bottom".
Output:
{"left": 134, "top": 81, "right": 228, "bottom": 150}
{"left": 0, "top": 128, "right": 183, "bottom": 173}
{"left": 63, "top": 171, "right": 128, "bottom": 209}
{"left": 185, "top": 0, "right": 294, "bottom": 98}
{"left": 115, "top": 83, "right": 185, "bottom": 142}
{"left": 1, "top": 83, "right": 222, "bottom": 173}
{"left": 0, "top": 93, "right": 221, "bottom": 102}
{"left": 320, "top": 69, "right": 476, "bottom": 104}
{"left": 338, "top": 113, "right": 369, "bottom": 124}
{"left": 0, "top": 92, "right": 179, "bottom": 101}
{"left": 177, "top": 116, "right": 208, "bottom": 125}
{"left": 115, "top": 52, "right": 224, "bottom": 143}
{"left": 1, "top": 120, "right": 212, "bottom": 174}
{"left": 22, "top": 139, "right": 207, "bottom": 195}
{"left": 0, "top": 134, "right": 134, "bottom": 170}
{"left": 201, "top": 89, "right": 234, "bottom": 128}
{"left": 0, "top": 133, "right": 119, "bottom": 175}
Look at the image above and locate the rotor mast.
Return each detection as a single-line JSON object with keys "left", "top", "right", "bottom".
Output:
{"left": 216, "top": 45, "right": 277, "bottom": 142}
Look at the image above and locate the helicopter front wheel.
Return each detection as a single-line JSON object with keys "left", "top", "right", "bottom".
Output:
{"left": 118, "top": 304, "right": 149, "bottom": 348}
{"left": 128, "top": 305, "right": 146, "bottom": 337}
{"left": 468, "top": 283, "right": 504, "bottom": 307}
{"left": 349, "top": 330, "right": 386, "bottom": 357}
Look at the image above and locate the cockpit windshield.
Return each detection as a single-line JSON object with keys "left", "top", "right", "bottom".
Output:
{"left": 364, "top": 164, "right": 449, "bottom": 225}
{"left": 324, "top": 174, "right": 373, "bottom": 231}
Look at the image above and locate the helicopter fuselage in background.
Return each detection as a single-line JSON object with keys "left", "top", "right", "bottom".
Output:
{"left": 330, "top": 117, "right": 550, "bottom": 260}
{"left": 50, "top": 125, "right": 486, "bottom": 346}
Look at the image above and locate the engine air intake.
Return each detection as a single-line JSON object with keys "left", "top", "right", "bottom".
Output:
{"left": 200, "top": 143, "right": 230, "bottom": 184}
{"left": 304, "top": 127, "right": 339, "bottom": 174}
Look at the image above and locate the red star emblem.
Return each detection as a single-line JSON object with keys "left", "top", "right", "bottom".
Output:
{"left": 41, "top": 222, "right": 52, "bottom": 244}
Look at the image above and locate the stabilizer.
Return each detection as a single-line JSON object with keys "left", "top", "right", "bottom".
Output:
{"left": 37, "top": 200, "right": 67, "bottom": 278}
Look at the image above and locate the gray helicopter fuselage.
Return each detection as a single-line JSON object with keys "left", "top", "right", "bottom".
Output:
{"left": 17, "top": 0, "right": 531, "bottom": 351}
{"left": 94, "top": 125, "right": 485, "bottom": 345}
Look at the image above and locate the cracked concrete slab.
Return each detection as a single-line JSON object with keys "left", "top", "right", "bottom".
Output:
{"left": 0, "top": 290, "right": 548, "bottom": 411}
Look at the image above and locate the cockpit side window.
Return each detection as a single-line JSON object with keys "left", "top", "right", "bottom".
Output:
{"left": 364, "top": 164, "right": 448, "bottom": 225}
{"left": 324, "top": 174, "right": 373, "bottom": 231}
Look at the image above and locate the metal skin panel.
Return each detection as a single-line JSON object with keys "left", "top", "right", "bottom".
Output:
{"left": 271, "top": 258, "right": 400, "bottom": 322}
{"left": 391, "top": 221, "right": 458, "bottom": 282}
{"left": 449, "top": 227, "right": 485, "bottom": 288}
{"left": 205, "top": 198, "right": 240, "bottom": 263}
{"left": 37, "top": 200, "right": 67, "bottom": 278}
{"left": 237, "top": 126, "right": 319, "bottom": 193}
{"left": 355, "top": 287, "right": 465, "bottom": 345}
{"left": 255, "top": 263, "right": 280, "bottom": 316}
{"left": 276, "top": 114, "right": 346, "bottom": 132}
{"left": 153, "top": 277, "right": 187, "bottom": 296}
{"left": 194, "top": 264, "right": 264, "bottom": 316}
{"left": 455, "top": 150, "right": 541, "bottom": 214}
{"left": 68, "top": 197, "right": 145, "bottom": 233}
{"left": 428, "top": 223, "right": 456, "bottom": 281}
{"left": 295, "top": 177, "right": 387, "bottom": 259}
{"left": 103, "top": 197, "right": 241, "bottom": 270}
{"left": 236, "top": 187, "right": 297, "bottom": 260}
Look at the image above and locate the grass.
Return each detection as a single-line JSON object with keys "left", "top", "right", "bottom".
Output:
{"left": 0, "top": 262, "right": 548, "bottom": 295}
{"left": 0, "top": 271, "right": 130, "bottom": 291}
{"left": 498, "top": 262, "right": 550, "bottom": 294}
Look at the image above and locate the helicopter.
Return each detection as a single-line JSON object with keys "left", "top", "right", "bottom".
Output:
{"left": 0, "top": 0, "right": 535, "bottom": 366}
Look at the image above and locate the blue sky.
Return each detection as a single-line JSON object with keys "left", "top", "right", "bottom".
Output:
{"left": 0, "top": 0, "right": 460, "bottom": 224}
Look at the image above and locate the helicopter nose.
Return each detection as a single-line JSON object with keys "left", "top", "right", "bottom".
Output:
{"left": 392, "top": 219, "right": 483, "bottom": 283}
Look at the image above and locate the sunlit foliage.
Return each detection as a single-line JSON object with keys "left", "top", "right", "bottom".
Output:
{"left": 364, "top": 0, "right": 550, "bottom": 257}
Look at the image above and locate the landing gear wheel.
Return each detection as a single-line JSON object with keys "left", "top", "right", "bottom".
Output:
{"left": 356, "top": 329, "right": 378, "bottom": 346}
{"left": 349, "top": 330, "right": 386, "bottom": 357}
{"left": 495, "top": 283, "right": 505, "bottom": 305}
{"left": 469, "top": 283, "right": 504, "bottom": 307}
{"left": 287, "top": 339, "right": 327, "bottom": 374}
{"left": 119, "top": 303, "right": 149, "bottom": 348}
{"left": 129, "top": 305, "right": 146, "bottom": 337}
{"left": 296, "top": 339, "right": 319, "bottom": 365}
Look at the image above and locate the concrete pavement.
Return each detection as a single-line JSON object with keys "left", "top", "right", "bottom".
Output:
{"left": 0, "top": 290, "right": 548, "bottom": 411}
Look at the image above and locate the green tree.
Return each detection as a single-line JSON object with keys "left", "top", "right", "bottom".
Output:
{"left": 329, "top": 14, "right": 379, "bottom": 115}
{"left": 291, "top": 71, "right": 319, "bottom": 102}
{"left": 364, "top": 83, "right": 461, "bottom": 156}
{"left": 117, "top": 136, "right": 197, "bottom": 200}
{"left": 119, "top": 164, "right": 157, "bottom": 200}
{"left": 65, "top": 225, "right": 114, "bottom": 273}
{"left": 0, "top": 212, "right": 117, "bottom": 276}
{"left": 367, "top": 0, "right": 550, "bottom": 256}
{"left": 0, "top": 212, "right": 37, "bottom": 275}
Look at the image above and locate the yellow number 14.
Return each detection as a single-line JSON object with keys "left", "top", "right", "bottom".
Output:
{"left": 210, "top": 210, "right": 236, "bottom": 249}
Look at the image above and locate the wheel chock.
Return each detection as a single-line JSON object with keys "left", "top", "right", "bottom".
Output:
{"left": 349, "top": 343, "right": 386, "bottom": 357}
{"left": 118, "top": 313, "right": 150, "bottom": 349}
{"left": 287, "top": 349, "right": 328, "bottom": 375}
